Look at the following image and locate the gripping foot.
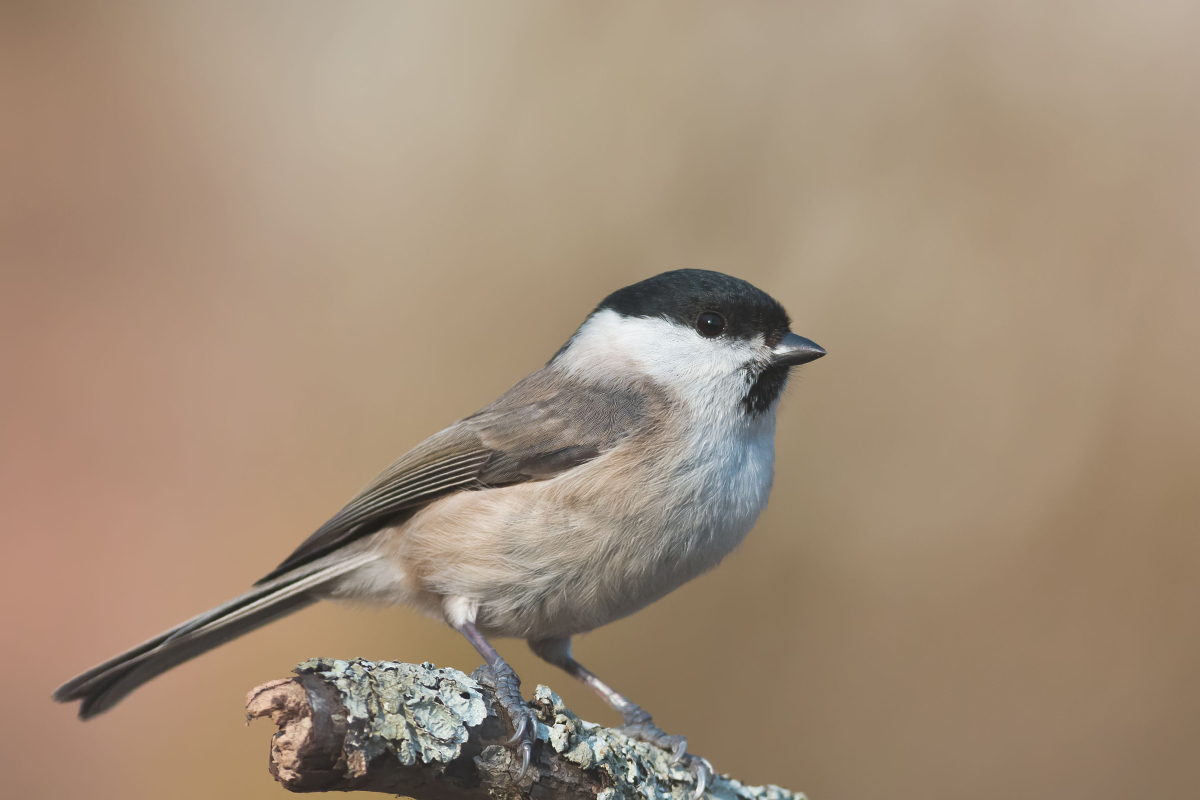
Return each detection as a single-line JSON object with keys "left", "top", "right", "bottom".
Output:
{"left": 486, "top": 658, "right": 539, "bottom": 781}
{"left": 621, "top": 706, "right": 712, "bottom": 798}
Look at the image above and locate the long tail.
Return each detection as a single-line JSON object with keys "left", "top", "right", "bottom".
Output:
{"left": 52, "top": 553, "right": 377, "bottom": 719}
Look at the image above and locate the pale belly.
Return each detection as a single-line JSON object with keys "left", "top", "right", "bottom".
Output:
{"left": 327, "top": 415, "right": 778, "bottom": 641}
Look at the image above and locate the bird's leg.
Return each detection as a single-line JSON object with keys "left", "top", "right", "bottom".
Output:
{"left": 528, "top": 637, "right": 683, "bottom": 754}
{"left": 456, "top": 620, "right": 538, "bottom": 780}
{"left": 529, "top": 637, "right": 714, "bottom": 798}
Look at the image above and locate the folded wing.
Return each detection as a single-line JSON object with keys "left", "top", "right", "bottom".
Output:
{"left": 258, "top": 368, "right": 657, "bottom": 583}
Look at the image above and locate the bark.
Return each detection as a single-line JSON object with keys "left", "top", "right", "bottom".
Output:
{"left": 246, "top": 658, "right": 803, "bottom": 800}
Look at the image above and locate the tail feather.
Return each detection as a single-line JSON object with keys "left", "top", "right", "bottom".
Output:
{"left": 53, "top": 553, "right": 376, "bottom": 719}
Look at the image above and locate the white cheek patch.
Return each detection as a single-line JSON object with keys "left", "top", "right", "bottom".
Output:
{"left": 556, "top": 309, "right": 765, "bottom": 408}
{"left": 552, "top": 309, "right": 768, "bottom": 419}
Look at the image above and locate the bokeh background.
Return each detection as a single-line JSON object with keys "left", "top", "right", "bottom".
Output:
{"left": 3, "top": 2, "right": 1199, "bottom": 799}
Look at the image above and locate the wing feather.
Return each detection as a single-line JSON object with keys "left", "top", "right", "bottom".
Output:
{"left": 257, "top": 367, "right": 660, "bottom": 583}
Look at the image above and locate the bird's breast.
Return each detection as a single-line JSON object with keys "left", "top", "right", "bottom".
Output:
{"left": 392, "top": 406, "right": 778, "bottom": 639}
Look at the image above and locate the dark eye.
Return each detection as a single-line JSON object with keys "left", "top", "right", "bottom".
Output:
{"left": 695, "top": 311, "right": 726, "bottom": 338}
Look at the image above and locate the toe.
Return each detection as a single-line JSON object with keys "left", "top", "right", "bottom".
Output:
{"left": 505, "top": 714, "right": 528, "bottom": 745}
{"left": 687, "top": 755, "right": 714, "bottom": 800}
{"left": 514, "top": 740, "right": 533, "bottom": 781}
{"left": 504, "top": 707, "right": 538, "bottom": 781}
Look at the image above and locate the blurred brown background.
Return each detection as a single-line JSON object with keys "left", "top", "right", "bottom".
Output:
{"left": 2, "top": 2, "right": 1198, "bottom": 799}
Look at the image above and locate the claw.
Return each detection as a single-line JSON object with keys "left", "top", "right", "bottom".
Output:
{"left": 506, "top": 714, "right": 528, "bottom": 745}
{"left": 670, "top": 737, "right": 688, "bottom": 764}
{"left": 689, "top": 756, "right": 713, "bottom": 800}
{"left": 514, "top": 741, "right": 532, "bottom": 781}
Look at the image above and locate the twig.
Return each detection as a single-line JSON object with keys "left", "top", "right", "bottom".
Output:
{"left": 246, "top": 658, "right": 804, "bottom": 800}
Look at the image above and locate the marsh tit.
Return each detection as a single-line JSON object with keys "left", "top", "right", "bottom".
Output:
{"left": 54, "top": 269, "right": 825, "bottom": 793}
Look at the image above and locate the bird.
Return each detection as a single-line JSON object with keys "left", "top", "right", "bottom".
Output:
{"left": 53, "top": 269, "right": 826, "bottom": 795}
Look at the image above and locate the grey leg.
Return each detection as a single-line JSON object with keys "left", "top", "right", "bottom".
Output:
{"left": 457, "top": 621, "right": 538, "bottom": 780}
{"left": 529, "top": 637, "right": 713, "bottom": 798}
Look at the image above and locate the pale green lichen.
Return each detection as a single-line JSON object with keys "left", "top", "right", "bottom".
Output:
{"left": 294, "top": 659, "right": 803, "bottom": 800}
{"left": 532, "top": 685, "right": 805, "bottom": 800}
{"left": 295, "top": 658, "right": 488, "bottom": 773}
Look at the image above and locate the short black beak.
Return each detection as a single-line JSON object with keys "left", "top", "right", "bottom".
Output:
{"left": 772, "top": 332, "right": 826, "bottom": 366}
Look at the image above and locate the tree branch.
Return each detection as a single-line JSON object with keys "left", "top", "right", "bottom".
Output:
{"left": 246, "top": 658, "right": 804, "bottom": 800}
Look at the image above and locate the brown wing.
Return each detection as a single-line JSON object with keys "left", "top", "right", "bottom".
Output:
{"left": 256, "top": 368, "right": 655, "bottom": 583}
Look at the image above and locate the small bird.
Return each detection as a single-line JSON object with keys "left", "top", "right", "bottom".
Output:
{"left": 54, "top": 269, "right": 825, "bottom": 794}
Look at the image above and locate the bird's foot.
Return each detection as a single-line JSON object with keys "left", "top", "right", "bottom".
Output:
{"left": 483, "top": 658, "right": 538, "bottom": 781}
{"left": 621, "top": 707, "right": 713, "bottom": 798}
{"left": 621, "top": 706, "right": 687, "bottom": 759}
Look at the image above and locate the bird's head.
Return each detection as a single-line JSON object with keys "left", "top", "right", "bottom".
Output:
{"left": 554, "top": 269, "right": 825, "bottom": 417}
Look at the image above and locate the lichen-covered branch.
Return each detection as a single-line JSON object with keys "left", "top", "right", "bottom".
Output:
{"left": 246, "top": 658, "right": 804, "bottom": 800}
